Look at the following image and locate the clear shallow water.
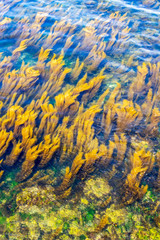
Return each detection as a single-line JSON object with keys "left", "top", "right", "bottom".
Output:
{"left": 1, "top": 0, "right": 160, "bottom": 59}
{"left": 0, "top": 0, "right": 160, "bottom": 239}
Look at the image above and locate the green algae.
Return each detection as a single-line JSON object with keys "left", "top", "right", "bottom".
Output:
{"left": 19, "top": 212, "right": 32, "bottom": 221}
{"left": 85, "top": 213, "right": 94, "bottom": 222}
{"left": 0, "top": 215, "right": 6, "bottom": 225}
{"left": 0, "top": 166, "right": 160, "bottom": 239}
{"left": 80, "top": 234, "right": 86, "bottom": 240}
{"left": 0, "top": 1, "right": 160, "bottom": 240}
{"left": 63, "top": 222, "right": 70, "bottom": 230}
{"left": 131, "top": 225, "right": 160, "bottom": 240}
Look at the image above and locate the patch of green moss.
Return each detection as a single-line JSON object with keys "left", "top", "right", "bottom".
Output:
{"left": 85, "top": 213, "right": 94, "bottom": 222}
{"left": 80, "top": 234, "right": 86, "bottom": 240}
{"left": 9, "top": 180, "right": 18, "bottom": 190}
{"left": 81, "top": 207, "right": 95, "bottom": 224}
{"left": 124, "top": 219, "right": 134, "bottom": 232}
{"left": 19, "top": 212, "right": 32, "bottom": 221}
{"left": 19, "top": 212, "right": 44, "bottom": 221}
{"left": 6, "top": 222, "right": 15, "bottom": 232}
{"left": 63, "top": 222, "right": 70, "bottom": 230}
{"left": 143, "top": 189, "right": 158, "bottom": 202}
{"left": 0, "top": 190, "right": 6, "bottom": 202}
{"left": 0, "top": 216, "right": 6, "bottom": 225}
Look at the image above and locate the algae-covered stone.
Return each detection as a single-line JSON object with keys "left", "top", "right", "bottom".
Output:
{"left": 26, "top": 219, "right": 41, "bottom": 240}
{"left": 69, "top": 221, "right": 85, "bottom": 237}
{"left": 59, "top": 234, "right": 71, "bottom": 240}
{"left": 131, "top": 225, "right": 160, "bottom": 240}
{"left": 57, "top": 205, "right": 80, "bottom": 220}
{"left": 16, "top": 185, "right": 57, "bottom": 212}
{"left": 105, "top": 204, "right": 128, "bottom": 225}
{"left": 5, "top": 214, "right": 28, "bottom": 239}
{"left": 83, "top": 177, "right": 111, "bottom": 200}
{"left": 39, "top": 212, "right": 60, "bottom": 231}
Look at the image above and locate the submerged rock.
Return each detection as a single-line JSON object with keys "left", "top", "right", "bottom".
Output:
{"left": 16, "top": 185, "right": 57, "bottom": 212}
{"left": 83, "top": 177, "right": 111, "bottom": 200}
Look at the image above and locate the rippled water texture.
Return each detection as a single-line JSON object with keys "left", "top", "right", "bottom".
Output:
{"left": 0, "top": 0, "right": 160, "bottom": 239}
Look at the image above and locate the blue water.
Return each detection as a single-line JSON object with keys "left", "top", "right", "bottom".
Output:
{"left": 1, "top": 0, "right": 159, "bottom": 65}
{"left": 0, "top": 0, "right": 160, "bottom": 239}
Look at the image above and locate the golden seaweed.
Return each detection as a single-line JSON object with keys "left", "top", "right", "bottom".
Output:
{"left": 122, "top": 147, "right": 155, "bottom": 205}
{"left": 17, "top": 145, "right": 43, "bottom": 181}
{"left": 0, "top": 5, "right": 159, "bottom": 214}
{"left": 95, "top": 214, "right": 110, "bottom": 232}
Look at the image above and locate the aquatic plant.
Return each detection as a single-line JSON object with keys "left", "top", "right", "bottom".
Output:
{"left": 0, "top": 5, "right": 159, "bottom": 202}
{"left": 0, "top": 1, "right": 160, "bottom": 238}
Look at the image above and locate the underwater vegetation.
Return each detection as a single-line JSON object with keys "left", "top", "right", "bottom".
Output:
{"left": 0, "top": 0, "right": 160, "bottom": 239}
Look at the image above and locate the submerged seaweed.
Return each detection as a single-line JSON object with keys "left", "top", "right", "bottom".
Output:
{"left": 0, "top": 0, "right": 160, "bottom": 239}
